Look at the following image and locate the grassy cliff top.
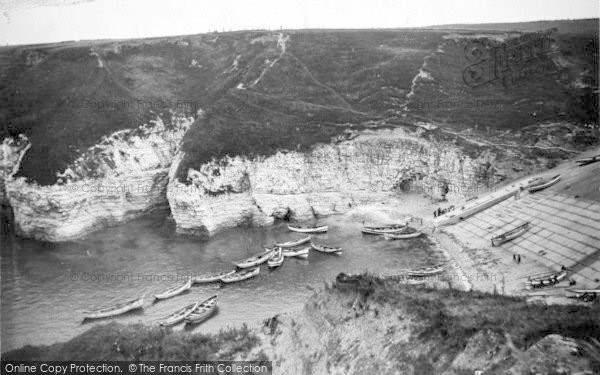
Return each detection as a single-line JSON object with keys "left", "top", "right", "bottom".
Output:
{"left": 1, "top": 21, "right": 597, "bottom": 185}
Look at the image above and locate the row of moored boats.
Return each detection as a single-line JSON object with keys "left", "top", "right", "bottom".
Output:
{"left": 81, "top": 224, "right": 344, "bottom": 324}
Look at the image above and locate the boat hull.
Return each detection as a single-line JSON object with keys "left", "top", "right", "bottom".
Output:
{"left": 311, "top": 243, "right": 342, "bottom": 254}
{"left": 361, "top": 226, "right": 406, "bottom": 235}
{"left": 276, "top": 236, "right": 311, "bottom": 248}
{"left": 154, "top": 279, "right": 192, "bottom": 300}
{"left": 282, "top": 247, "right": 310, "bottom": 258}
{"left": 528, "top": 175, "right": 561, "bottom": 193}
{"left": 491, "top": 223, "right": 529, "bottom": 247}
{"left": 185, "top": 296, "right": 218, "bottom": 324}
{"left": 82, "top": 297, "right": 144, "bottom": 320}
{"left": 288, "top": 225, "right": 328, "bottom": 233}
{"left": 384, "top": 231, "right": 422, "bottom": 240}
{"left": 267, "top": 248, "right": 284, "bottom": 268}
{"left": 220, "top": 267, "right": 260, "bottom": 283}
{"left": 406, "top": 265, "right": 445, "bottom": 277}
{"left": 234, "top": 250, "right": 274, "bottom": 269}
{"left": 192, "top": 270, "right": 235, "bottom": 284}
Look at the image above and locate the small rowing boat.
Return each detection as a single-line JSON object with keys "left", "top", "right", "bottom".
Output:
{"left": 576, "top": 154, "right": 600, "bottom": 166}
{"left": 276, "top": 236, "right": 311, "bottom": 248}
{"left": 528, "top": 269, "right": 567, "bottom": 288}
{"left": 311, "top": 242, "right": 342, "bottom": 254}
{"left": 383, "top": 227, "right": 422, "bottom": 240}
{"left": 220, "top": 267, "right": 260, "bottom": 283}
{"left": 192, "top": 270, "right": 236, "bottom": 284}
{"left": 159, "top": 301, "right": 199, "bottom": 326}
{"left": 267, "top": 247, "right": 284, "bottom": 268}
{"left": 407, "top": 264, "right": 445, "bottom": 277}
{"left": 288, "top": 224, "right": 328, "bottom": 233}
{"left": 82, "top": 295, "right": 144, "bottom": 320}
{"left": 566, "top": 288, "right": 599, "bottom": 302}
{"left": 361, "top": 224, "right": 406, "bottom": 235}
{"left": 154, "top": 278, "right": 192, "bottom": 300}
{"left": 282, "top": 246, "right": 310, "bottom": 259}
{"left": 184, "top": 295, "right": 218, "bottom": 325}
{"left": 491, "top": 222, "right": 529, "bottom": 247}
{"left": 384, "top": 231, "right": 422, "bottom": 239}
{"left": 234, "top": 249, "right": 274, "bottom": 269}
{"left": 527, "top": 174, "right": 560, "bottom": 193}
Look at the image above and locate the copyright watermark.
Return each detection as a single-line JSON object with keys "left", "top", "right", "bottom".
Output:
{"left": 69, "top": 272, "right": 194, "bottom": 283}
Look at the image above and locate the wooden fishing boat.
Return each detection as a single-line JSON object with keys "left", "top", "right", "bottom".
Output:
{"left": 491, "top": 222, "right": 530, "bottom": 247}
{"left": 184, "top": 295, "right": 218, "bottom": 325}
{"left": 383, "top": 227, "right": 422, "bottom": 240}
{"left": 361, "top": 224, "right": 406, "bottom": 235}
{"left": 267, "top": 247, "right": 284, "bottom": 268}
{"left": 288, "top": 224, "right": 328, "bottom": 233}
{"left": 192, "top": 270, "right": 236, "bottom": 284}
{"left": 311, "top": 242, "right": 342, "bottom": 254}
{"left": 406, "top": 264, "right": 445, "bottom": 277}
{"left": 159, "top": 301, "right": 199, "bottom": 326}
{"left": 566, "top": 288, "right": 599, "bottom": 302}
{"left": 82, "top": 295, "right": 144, "bottom": 320}
{"left": 234, "top": 249, "right": 274, "bottom": 269}
{"left": 220, "top": 267, "right": 260, "bottom": 283}
{"left": 576, "top": 154, "right": 600, "bottom": 166}
{"left": 527, "top": 174, "right": 561, "bottom": 193}
{"left": 336, "top": 272, "right": 362, "bottom": 284}
{"left": 528, "top": 269, "right": 567, "bottom": 288}
{"left": 154, "top": 278, "right": 192, "bottom": 300}
{"left": 282, "top": 246, "right": 310, "bottom": 259}
{"left": 275, "top": 236, "right": 311, "bottom": 248}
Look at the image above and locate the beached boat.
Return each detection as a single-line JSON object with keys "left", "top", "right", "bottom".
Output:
{"left": 361, "top": 224, "right": 406, "bottom": 235}
{"left": 82, "top": 295, "right": 144, "bottom": 320}
{"left": 576, "top": 154, "right": 600, "bottom": 166}
{"left": 276, "top": 236, "right": 311, "bottom": 248}
{"left": 267, "top": 247, "right": 284, "bottom": 268}
{"left": 383, "top": 227, "right": 422, "bottom": 240}
{"left": 288, "top": 224, "right": 328, "bottom": 233}
{"left": 528, "top": 269, "right": 567, "bottom": 288}
{"left": 184, "top": 295, "right": 218, "bottom": 325}
{"left": 159, "top": 301, "right": 199, "bottom": 326}
{"left": 192, "top": 270, "right": 236, "bottom": 284}
{"left": 566, "top": 288, "right": 599, "bottom": 301}
{"left": 336, "top": 272, "right": 362, "bottom": 284}
{"left": 527, "top": 174, "right": 561, "bottom": 193}
{"left": 311, "top": 242, "right": 342, "bottom": 254}
{"left": 282, "top": 246, "right": 310, "bottom": 259}
{"left": 220, "top": 267, "right": 260, "bottom": 283}
{"left": 406, "top": 264, "right": 445, "bottom": 277}
{"left": 154, "top": 278, "right": 192, "bottom": 300}
{"left": 234, "top": 249, "right": 274, "bottom": 269}
{"left": 491, "top": 222, "right": 530, "bottom": 247}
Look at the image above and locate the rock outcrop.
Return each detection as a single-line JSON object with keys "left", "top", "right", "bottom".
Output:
{"left": 4, "top": 114, "right": 192, "bottom": 242}
{"left": 168, "top": 127, "right": 512, "bottom": 237}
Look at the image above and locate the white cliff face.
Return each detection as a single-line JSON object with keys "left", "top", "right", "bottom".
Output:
{"left": 5, "top": 114, "right": 193, "bottom": 242}
{"left": 1, "top": 135, "right": 32, "bottom": 204}
{"left": 168, "top": 127, "right": 502, "bottom": 237}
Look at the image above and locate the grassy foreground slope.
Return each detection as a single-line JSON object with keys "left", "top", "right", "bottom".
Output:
{"left": 3, "top": 274, "right": 599, "bottom": 374}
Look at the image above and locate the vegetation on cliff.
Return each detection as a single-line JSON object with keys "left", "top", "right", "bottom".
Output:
{"left": 2, "top": 20, "right": 597, "bottom": 185}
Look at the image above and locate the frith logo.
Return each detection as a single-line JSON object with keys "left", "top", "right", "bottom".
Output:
{"left": 462, "top": 28, "right": 559, "bottom": 88}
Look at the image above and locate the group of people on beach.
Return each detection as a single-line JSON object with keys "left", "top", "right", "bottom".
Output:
{"left": 433, "top": 205, "right": 455, "bottom": 218}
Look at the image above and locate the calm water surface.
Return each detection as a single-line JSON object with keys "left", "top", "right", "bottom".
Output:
{"left": 1, "top": 212, "right": 441, "bottom": 352}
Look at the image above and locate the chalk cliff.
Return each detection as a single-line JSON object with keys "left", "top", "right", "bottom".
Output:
{"left": 4, "top": 115, "right": 192, "bottom": 242}
{"left": 168, "top": 127, "right": 510, "bottom": 237}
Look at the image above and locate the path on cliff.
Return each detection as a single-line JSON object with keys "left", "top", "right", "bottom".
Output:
{"left": 249, "top": 33, "right": 290, "bottom": 88}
